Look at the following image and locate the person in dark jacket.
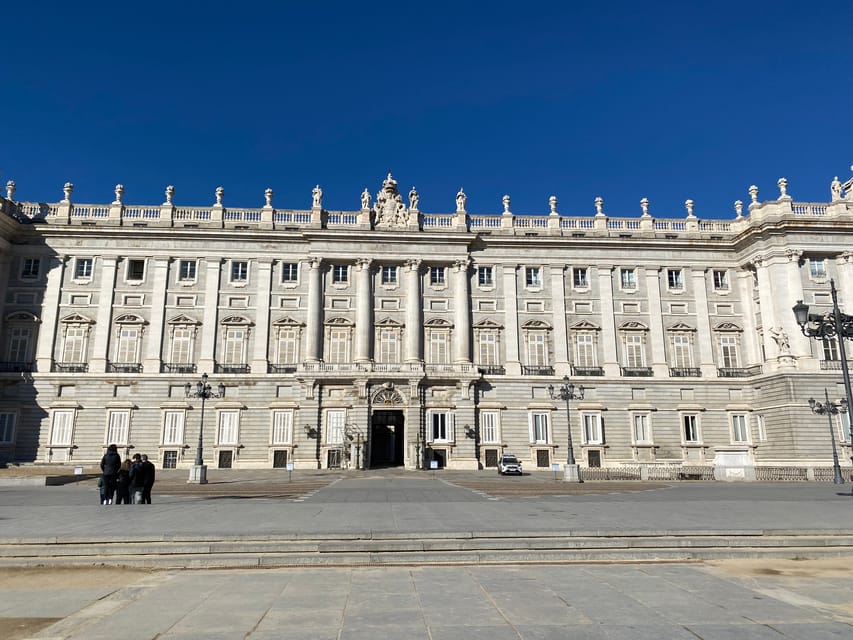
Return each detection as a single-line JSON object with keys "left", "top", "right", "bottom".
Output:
{"left": 99, "top": 444, "right": 122, "bottom": 505}
{"left": 129, "top": 453, "right": 147, "bottom": 504}
{"left": 115, "top": 458, "right": 132, "bottom": 504}
{"left": 140, "top": 454, "right": 156, "bottom": 504}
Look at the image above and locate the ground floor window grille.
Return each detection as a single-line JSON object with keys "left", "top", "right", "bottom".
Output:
{"left": 536, "top": 449, "right": 550, "bottom": 467}
{"left": 273, "top": 450, "right": 288, "bottom": 468}
{"left": 162, "top": 450, "right": 178, "bottom": 469}
{"left": 484, "top": 449, "right": 499, "bottom": 468}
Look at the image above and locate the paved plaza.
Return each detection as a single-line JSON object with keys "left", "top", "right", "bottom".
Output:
{"left": 2, "top": 471, "right": 853, "bottom": 638}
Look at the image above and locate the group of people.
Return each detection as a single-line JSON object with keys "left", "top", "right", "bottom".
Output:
{"left": 99, "top": 444, "right": 156, "bottom": 505}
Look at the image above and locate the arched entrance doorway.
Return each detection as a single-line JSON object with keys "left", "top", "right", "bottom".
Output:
{"left": 370, "top": 384, "right": 405, "bottom": 468}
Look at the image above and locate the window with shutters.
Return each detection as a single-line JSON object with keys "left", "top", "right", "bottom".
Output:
{"left": 624, "top": 334, "right": 645, "bottom": 367}
{"left": 276, "top": 327, "right": 299, "bottom": 364}
{"left": 575, "top": 334, "right": 596, "bottom": 367}
{"left": 223, "top": 328, "right": 246, "bottom": 364}
{"left": 429, "top": 411, "right": 453, "bottom": 442}
{"left": 326, "top": 409, "right": 345, "bottom": 445}
{"left": 480, "top": 411, "right": 500, "bottom": 443}
{"left": 632, "top": 413, "right": 651, "bottom": 444}
{"left": 106, "top": 410, "right": 130, "bottom": 445}
{"left": 671, "top": 334, "right": 693, "bottom": 368}
{"left": 271, "top": 410, "right": 293, "bottom": 445}
{"left": 50, "top": 410, "right": 75, "bottom": 446}
{"left": 529, "top": 412, "right": 550, "bottom": 444}
{"left": 217, "top": 410, "right": 239, "bottom": 445}
{"left": 162, "top": 410, "right": 185, "bottom": 445}
{"left": 582, "top": 413, "right": 603, "bottom": 444}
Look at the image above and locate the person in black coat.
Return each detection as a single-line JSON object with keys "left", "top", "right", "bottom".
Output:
{"left": 140, "top": 454, "right": 156, "bottom": 504}
{"left": 128, "top": 453, "right": 147, "bottom": 504}
{"left": 99, "top": 444, "right": 122, "bottom": 505}
{"left": 115, "top": 458, "right": 132, "bottom": 504}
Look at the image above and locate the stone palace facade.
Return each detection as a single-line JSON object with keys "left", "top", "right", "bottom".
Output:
{"left": 1, "top": 171, "right": 852, "bottom": 477}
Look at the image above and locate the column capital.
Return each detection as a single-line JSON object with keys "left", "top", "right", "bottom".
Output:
{"left": 356, "top": 258, "right": 372, "bottom": 270}
{"left": 452, "top": 258, "right": 470, "bottom": 272}
{"left": 404, "top": 259, "right": 421, "bottom": 271}
{"left": 785, "top": 249, "right": 803, "bottom": 263}
{"left": 308, "top": 257, "right": 323, "bottom": 269}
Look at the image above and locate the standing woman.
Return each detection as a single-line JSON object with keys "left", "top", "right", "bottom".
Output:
{"left": 99, "top": 444, "right": 122, "bottom": 505}
{"left": 115, "top": 458, "right": 132, "bottom": 504}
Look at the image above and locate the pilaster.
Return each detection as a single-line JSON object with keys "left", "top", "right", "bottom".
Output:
{"left": 596, "top": 265, "right": 619, "bottom": 376}
{"left": 143, "top": 257, "right": 171, "bottom": 372}
{"left": 502, "top": 264, "right": 521, "bottom": 375}
{"left": 198, "top": 258, "right": 222, "bottom": 372}
{"left": 452, "top": 259, "right": 471, "bottom": 363}
{"left": 404, "top": 260, "right": 422, "bottom": 363}
{"left": 354, "top": 259, "right": 373, "bottom": 363}
{"left": 251, "top": 260, "right": 273, "bottom": 372}
{"left": 549, "top": 265, "right": 569, "bottom": 375}
{"left": 644, "top": 266, "right": 668, "bottom": 376}
{"left": 89, "top": 256, "right": 118, "bottom": 372}
{"left": 35, "top": 256, "right": 67, "bottom": 372}
{"left": 305, "top": 258, "right": 323, "bottom": 362}
{"left": 691, "top": 269, "right": 716, "bottom": 376}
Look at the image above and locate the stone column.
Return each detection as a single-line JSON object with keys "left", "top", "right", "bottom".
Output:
{"left": 596, "top": 265, "right": 619, "bottom": 376}
{"left": 753, "top": 256, "right": 776, "bottom": 362}
{"left": 550, "top": 265, "right": 569, "bottom": 375}
{"left": 644, "top": 266, "right": 668, "bottom": 376}
{"left": 89, "top": 256, "right": 118, "bottom": 372}
{"left": 502, "top": 264, "right": 521, "bottom": 375}
{"left": 404, "top": 260, "right": 422, "bottom": 363}
{"left": 452, "top": 259, "right": 471, "bottom": 364}
{"left": 35, "top": 256, "right": 67, "bottom": 372}
{"left": 354, "top": 259, "right": 373, "bottom": 364}
{"left": 305, "top": 258, "right": 323, "bottom": 362}
{"left": 737, "top": 269, "right": 761, "bottom": 366}
{"left": 143, "top": 257, "right": 171, "bottom": 373}
{"left": 691, "top": 268, "right": 716, "bottom": 376}
{"left": 780, "top": 250, "right": 807, "bottom": 359}
{"left": 835, "top": 252, "right": 853, "bottom": 313}
{"left": 198, "top": 259, "right": 222, "bottom": 373}
{"left": 251, "top": 260, "right": 273, "bottom": 373}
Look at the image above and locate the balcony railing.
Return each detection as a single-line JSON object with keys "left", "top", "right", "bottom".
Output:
{"left": 717, "top": 365, "right": 763, "bottom": 377}
{"left": 161, "top": 363, "right": 197, "bottom": 374}
{"left": 0, "top": 361, "right": 34, "bottom": 372}
{"left": 669, "top": 367, "right": 701, "bottom": 377}
{"left": 477, "top": 365, "right": 506, "bottom": 376}
{"left": 268, "top": 364, "right": 298, "bottom": 374}
{"left": 620, "top": 366, "right": 653, "bottom": 377}
{"left": 215, "top": 363, "right": 251, "bottom": 374}
{"left": 108, "top": 362, "right": 143, "bottom": 373}
{"left": 522, "top": 365, "right": 555, "bottom": 376}
{"left": 820, "top": 360, "right": 851, "bottom": 370}
{"left": 572, "top": 366, "right": 604, "bottom": 376}
{"left": 52, "top": 362, "right": 89, "bottom": 373}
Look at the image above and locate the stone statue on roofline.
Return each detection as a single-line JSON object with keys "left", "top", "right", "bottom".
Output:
{"left": 312, "top": 185, "right": 323, "bottom": 209}
{"left": 456, "top": 188, "right": 467, "bottom": 213}
{"left": 361, "top": 188, "right": 371, "bottom": 210}
{"left": 373, "top": 172, "right": 409, "bottom": 228}
{"left": 831, "top": 176, "right": 842, "bottom": 201}
{"left": 409, "top": 187, "right": 419, "bottom": 211}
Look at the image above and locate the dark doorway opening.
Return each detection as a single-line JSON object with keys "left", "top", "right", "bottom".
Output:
{"left": 370, "top": 410, "right": 404, "bottom": 467}
{"left": 218, "top": 450, "right": 233, "bottom": 468}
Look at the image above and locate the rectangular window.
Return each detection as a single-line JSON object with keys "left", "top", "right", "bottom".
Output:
{"left": 572, "top": 267, "right": 588, "bottom": 288}
{"left": 178, "top": 260, "right": 197, "bottom": 281}
{"left": 582, "top": 413, "right": 602, "bottom": 444}
{"left": 332, "top": 264, "right": 349, "bottom": 284}
{"left": 74, "top": 258, "right": 93, "bottom": 279}
{"left": 809, "top": 258, "right": 827, "bottom": 280}
{"left": 841, "top": 411, "right": 851, "bottom": 443}
{"left": 430, "top": 411, "right": 452, "bottom": 442}
{"left": 620, "top": 268, "right": 636, "bottom": 290}
{"left": 667, "top": 269, "right": 683, "bottom": 290}
{"left": 756, "top": 414, "right": 767, "bottom": 442}
{"left": 8, "top": 327, "right": 31, "bottom": 362}
{"left": 527, "top": 333, "right": 547, "bottom": 366}
{"left": 106, "top": 410, "right": 130, "bottom": 445}
{"left": 731, "top": 414, "right": 749, "bottom": 443}
{"left": 477, "top": 266, "right": 494, "bottom": 287}
{"left": 115, "top": 327, "right": 139, "bottom": 363}
{"left": 217, "top": 410, "right": 239, "bottom": 445}
{"left": 329, "top": 329, "right": 349, "bottom": 363}
{"left": 428, "top": 332, "right": 448, "bottom": 364}
{"left": 170, "top": 327, "right": 193, "bottom": 364}
{"left": 478, "top": 333, "right": 498, "bottom": 366}
{"left": 713, "top": 270, "right": 729, "bottom": 290}
{"left": 231, "top": 261, "right": 249, "bottom": 283}
{"left": 281, "top": 263, "right": 298, "bottom": 283}
{"left": 163, "top": 410, "right": 185, "bottom": 445}
{"left": 632, "top": 414, "right": 651, "bottom": 444}
{"left": 624, "top": 334, "right": 645, "bottom": 367}
{"left": 50, "top": 410, "right": 74, "bottom": 446}
{"left": 271, "top": 410, "right": 293, "bottom": 445}
{"left": 481, "top": 411, "right": 499, "bottom": 443}
{"left": 429, "top": 266, "right": 446, "bottom": 286}
{"left": 326, "top": 409, "right": 345, "bottom": 445}
{"left": 671, "top": 335, "right": 692, "bottom": 368}
{"left": 530, "top": 412, "right": 549, "bottom": 443}
{"left": 720, "top": 336, "right": 739, "bottom": 368}
{"left": 276, "top": 328, "right": 298, "bottom": 364}
{"left": 683, "top": 415, "right": 699, "bottom": 443}
{"left": 381, "top": 265, "right": 398, "bottom": 285}
{"left": 126, "top": 259, "right": 145, "bottom": 281}
{"left": 378, "top": 329, "right": 398, "bottom": 363}
{"left": 20, "top": 258, "right": 40, "bottom": 279}
{"left": 62, "top": 327, "right": 86, "bottom": 363}
{"left": 822, "top": 337, "right": 839, "bottom": 361}
{"left": 525, "top": 267, "right": 542, "bottom": 288}
{"left": 0, "top": 413, "right": 15, "bottom": 444}
{"left": 575, "top": 334, "right": 596, "bottom": 367}
{"left": 223, "top": 328, "right": 246, "bottom": 364}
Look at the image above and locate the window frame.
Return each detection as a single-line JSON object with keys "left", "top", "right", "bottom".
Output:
{"left": 429, "top": 410, "right": 454, "bottom": 443}
{"left": 731, "top": 413, "right": 750, "bottom": 444}
{"left": 50, "top": 409, "right": 75, "bottom": 446}
{"left": 477, "top": 266, "right": 494, "bottom": 288}
{"left": 572, "top": 267, "right": 589, "bottom": 289}
{"left": 0, "top": 412, "right": 16, "bottom": 444}
{"left": 178, "top": 259, "right": 197, "bottom": 282}
{"left": 105, "top": 409, "right": 130, "bottom": 446}
{"left": 529, "top": 411, "right": 550, "bottom": 444}
{"left": 429, "top": 266, "right": 446, "bottom": 287}
{"left": 682, "top": 414, "right": 701, "bottom": 444}
{"left": 217, "top": 409, "right": 240, "bottom": 446}
{"left": 480, "top": 410, "right": 500, "bottom": 444}
{"left": 581, "top": 412, "right": 603, "bottom": 445}
{"left": 162, "top": 410, "right": 185, "bottom": 446}
{"left": 332, "top": 264, "right": 349, "bottom": 285}
{"left": 667, "top": 268, "right": 684, "bottom": 291}
{"left": 20, "top": 257, "right": 40, "bottom": 280}
{"left": 271, "top": 410, "right": 294, "bottom": 445}
{"left": 525, "top": 266, "right": 542, "bottom": 289}
{"left": 281, "top": 262, "right": 299, "bottom": 284}
{"left": 230, "top": 260, "right": 249, "bottom": 284}
{"left": 126, "top": 258, "right": 146, "bottom": 282}
{"left": 712, "top": 269, "right": 729, "bottom": 291}
{"left": 631, "top": 413, "right": 652, "bottom": 445}
{"left": 809, "top": 258, "right": 828, "bottom": 281}
{"left": 74, "top": 257, "right": 94, "bottom": 280}
{"left": 620, "top": 268, "right": 636, "bottom": 290}
{"left": 380, "top": 265, "right": 398, "bottom": 286}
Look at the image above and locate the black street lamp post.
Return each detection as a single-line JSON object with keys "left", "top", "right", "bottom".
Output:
{"left": 184, "top": 372, "right": 225, "bottom": 484}
{"left": 808, "top": 389, "right": 847, "bottom": 484}
{"left": 548, "top": 375, "right": 585, "bottom": 482}
{"left": 793, "top": 279, "right": 853, "bottom": 480}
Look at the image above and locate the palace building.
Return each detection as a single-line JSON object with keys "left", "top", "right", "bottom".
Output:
{"left": 0, "top": 171, "right": 852, "bottom": 479}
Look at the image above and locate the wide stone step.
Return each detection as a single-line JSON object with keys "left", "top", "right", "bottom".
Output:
{"left": 2, "top": 530, "right": 853, "bottom": 568}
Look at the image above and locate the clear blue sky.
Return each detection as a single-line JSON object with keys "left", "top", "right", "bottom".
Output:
{"left": 2, "top": 1, "right": 852, "bottom": 218}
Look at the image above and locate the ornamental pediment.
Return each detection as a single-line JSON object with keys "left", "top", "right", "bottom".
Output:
{"left": 667, "top": 322, "right": 696, "bottom": 332}
{"left": 570, "top": 320, "right": 600, "bottom": 331}
{"left": 272, "top": 316, "right": 304, "bottom": 326}
{"left": 425, "top": 317, "right": 453, "bottom": 327}
{"left": 376, "top": 317, "right": 403, "bottom": 327}
{"left": 521, "top": 320, "right": 551, "bottom": 329}
{"left": 60, "top": 313, "right": 94, "bottom": 324}
{"left": 5, "top": 311, "right": 39, "bottom": 323}
{"left": 714, "top": 321, "right": 742, "bottom": 332}
{"left": 220, "top": 315, "right": 252, "bottom": 325}
{"left": 167, "top": 314, "right": 200, "bottom": 325}
{"left": 473, "top": 319, "right": 503, "bottom": 329}
{"left": 619, "top": 321, "right": 648, "bottom": 331}
{"left": 114, "top": 313, "right": 146, "bottom": 324}
{"left": 325, "top": 316, "right": 354, "bottom": 326}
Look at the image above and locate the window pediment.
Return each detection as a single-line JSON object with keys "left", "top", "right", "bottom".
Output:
{"left": 325, "top": 316, "right": 354, "bottom": 326}
{"left": 521, "top": 319, "right": 551, "bottom": 329}
{"left": 714, "top": 321, "right": 742, "bottom": 332}
{"left": 60, "top": 313, "right": 94, "bottom": 324}
{"left": 570, "top": 320, "right": 600, "bottom": 331}
{"left": 221, "top": 315, "right": 252, "bottom": 326}
{"left": 376, "top": 317, "right": 403, "bottom": 327}
{"left": 272, "top": 316, "right": 304, "bottom": 327}
{"left": 114, "top": 313, "right": 146, "bottom": 325}
{"left": 425, "top": 318, "right": 452, "bottom": 328}
{"left": 473, "top": 319, "right": 503, "bottom": 329}
{"left": 5, "top": 311, "right": 39, "bottom": 323}
{"left": 619, "top": 321, "right": 648, "bottom": 331}
{"left": 167, "top": 314, "right": 200, "bottom": 325}
{"left": 667, "top": 322, "right": 696, "bottom": 332}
